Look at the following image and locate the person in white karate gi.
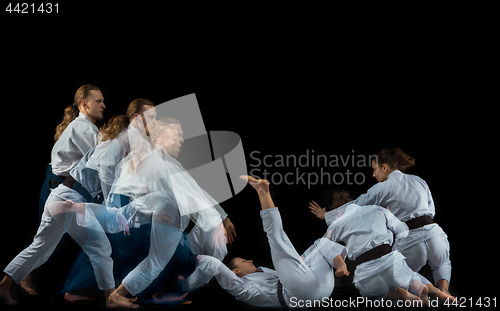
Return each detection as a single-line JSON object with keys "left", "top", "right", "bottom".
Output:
{"left": 0, "top": 98, "right": 158, "bottom": 307}
{"left": 311, "top": 148, "right": 454, "bottom": 299}
{"left": 39, "top": 84, "right": 105, "bottom": 219}
{"left": 0, "top": 85, "right": 105, "bottom": 304}
{"left": 49, "top": 99, "right": 158, "bottom": 303}
{"left": 319, "top": 194, "right": 435, "bottom": 305}
{"left": 59, "top": 118, "right": 230, "bottom": 308}
{"left": 181, "top": 176, "right": 350, "bottom": 308}
{"left": 0, "top": 146, "right": 123, "bottom": 306}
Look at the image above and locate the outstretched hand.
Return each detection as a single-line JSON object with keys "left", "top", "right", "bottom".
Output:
{"left": 239, "top": 175, "right": 270, "bottom": 193}
{"left": 308, "top": 200, "right": 326, "bottom": 220}
{"left": 223, "top": 217, "right": 237, "bottom": 244}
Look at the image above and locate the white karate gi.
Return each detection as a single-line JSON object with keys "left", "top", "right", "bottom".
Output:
{"left": 81, "top": 147, "right": 228, "bottom": 296}
{"left": 4, "top": 148, "right": 115, "bottom": 290}
{"left": 183, "top": 207, "right": 347, "bottom": 308}
{"left": 51, "top": 113, "right": 98, "bottom": 177}
{"left": 4, "top": 123, "right": 148, "bottom": 292}
{"left": 329, "top": 170, "right": 451, "bottom": 284}
{"left": 325, "top": 203, "right": 424, "bottom": 299}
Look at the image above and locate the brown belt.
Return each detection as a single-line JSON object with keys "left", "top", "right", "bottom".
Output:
{"left": 62, "top": 175, "right": 77, "bottom": 189}
{"left": 405, "top": 215, "right": 434, "bottom": 230}
{"left": 354, "top": 244, "right": 392, "bottom": 267}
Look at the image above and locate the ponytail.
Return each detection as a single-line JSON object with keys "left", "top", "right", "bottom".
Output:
{"left": 374, "top": 148, "right": 416, "bottom": 172}
{"left": 53, "top": 84, "right": 100, "bottom": 142}
{"left": 54, "top": 104, "right": 79, "bottom": 142}
{"left": 99, "top": 98, "right": 155, "bottom": 142}
{"left": 99, "top": 115, "right": 130, "bottom": 142}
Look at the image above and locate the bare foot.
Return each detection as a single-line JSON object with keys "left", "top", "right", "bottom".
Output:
{"left": 419, "top": 285, "right": 429, "bottom": 307}
{"left": 107, "top": 291, "right": 138, "bottom": 309}
{"left": 0, "top": 275, "right": 17, "bottom": 305}
{"left": 388, "top": 287, "right": 422, "bottom": 306}
{"left": 64, "top": 292, "right": 97, "bottom": 302}
{"left": 407, "top": 280, "right": 430, "bottom": 307}
{"left": 19, "top": 274, "right": 37, "bottom": 296}
{"left": 240, "top": 175, "right": 269, "bottom": 193}
{"left": 0, "top": 284, "right": 17, "bottom": 305}
{"left": 436, "top": 288, "right": 456, "bottom": 302}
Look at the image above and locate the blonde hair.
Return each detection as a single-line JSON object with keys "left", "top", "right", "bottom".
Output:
{"left": 54, "top": 84, "right": 100, "bottom": 142}
{"left": 150, "top": 117, "right": 180, "bottom": 146}
{"left": 100, "top": 98, "right": 155, "bottom": 142}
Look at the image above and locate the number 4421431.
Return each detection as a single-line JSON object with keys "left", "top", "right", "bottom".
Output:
{"left": 6, "top": 3, "right": 59, "bottom": 13}
{"left": 444, "top": 297, "right": 497, "bottom": 308}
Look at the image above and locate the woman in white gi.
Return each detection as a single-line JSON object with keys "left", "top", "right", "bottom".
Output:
{"left": 319, "top": 190, "right": 434, "bottom": 305}
{"left": 182, "top": 176, "right": 350, "bottom": 308}
{"left": 310, "top": 148, "right": 454, "bottom": 299}
{"left": 310, "top": 148, "right": 454, "bottom": 300}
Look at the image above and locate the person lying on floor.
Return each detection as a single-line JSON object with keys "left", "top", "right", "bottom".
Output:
{"left": 181, "top": 175, "right": 350, "bottom": 308}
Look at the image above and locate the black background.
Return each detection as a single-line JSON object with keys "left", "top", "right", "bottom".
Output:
{"left": 1, "top": 30, "right": 496, "bottom": 307}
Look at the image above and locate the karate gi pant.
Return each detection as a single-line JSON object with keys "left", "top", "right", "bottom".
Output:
{"left": 398, "top": 230, "right": 452, "bottom": 284}
{"left": 353, "top": 251, "right": 424, "bottom": 300}
{"left": 4, "top": 185, "right": 115, "bottom": 291}
{"left": 119, "top": 216, "right": 228, "bottom": 296}
{"left": 261, "top": 207, "right": 345, "bottom": 307}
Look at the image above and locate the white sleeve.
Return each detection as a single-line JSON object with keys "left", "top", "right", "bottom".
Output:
{"left": 381, "top": 207, "right": 409, "bottom": 239}
{"left": 302, "top": 238, "right": 347, "bottom": 269}
{"left": 183, "top": 255, "right": 224, "bottom": 292}
{"left": 98, "top": 154, "right": 117, "bottom": 202}
{"left": 183, "top": 255, "right": 260, "bottom": 303}
{"left": 352, "top": 183, "right": 384, "bottom": 206}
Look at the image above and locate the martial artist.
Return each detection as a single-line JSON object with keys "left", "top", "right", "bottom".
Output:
{"left": 312, "top": 148, "right": 454, "bottom": 299}
{"left": 39, "top": 84, "right": 105, "bottom": 220}
{"left": 318, "top": 193, "right": 433, "bottom": 305}
{"left": 0, "top": 147, "right": 119, "bottom": 306}
{"left": 0, "top": 98, "right": 156, "bottom": 307}
{"left": 27, "top": 84, "right": 104, "bottom": 299}
{"left": 59, "top": 118, "right": 230, "bottom": 308}
{"left": 181, "top": 176, "right": 350, "bottom": 308}
{"left": 311, "top": 191, "right": 455, "bottom": 304}
{"left": 61, "top": 98, "right": 159, "bottom": 301}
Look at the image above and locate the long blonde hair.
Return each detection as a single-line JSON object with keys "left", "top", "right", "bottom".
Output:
{"left": 99, "top": 98, "right": 155, "bottom": 142}
{"left": 54, "top": 84, "right": 100, "bottom": 142}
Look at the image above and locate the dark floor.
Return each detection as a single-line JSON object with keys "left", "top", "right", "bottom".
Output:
{"left": 3, "top": 270, "right": 468, "bottom": 311}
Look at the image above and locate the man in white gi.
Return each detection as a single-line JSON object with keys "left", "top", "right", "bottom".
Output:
{"left": 0, "top": 85, "right": 106, "bottom": 304}
{"left": 103, "top": 118, "right": 230, "bottom": 308}
{"left": 39, "top": 85, "right": 105, "bottom": 218}
{"left": 181, "top": 176, "right": 350, "bottom": 308}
